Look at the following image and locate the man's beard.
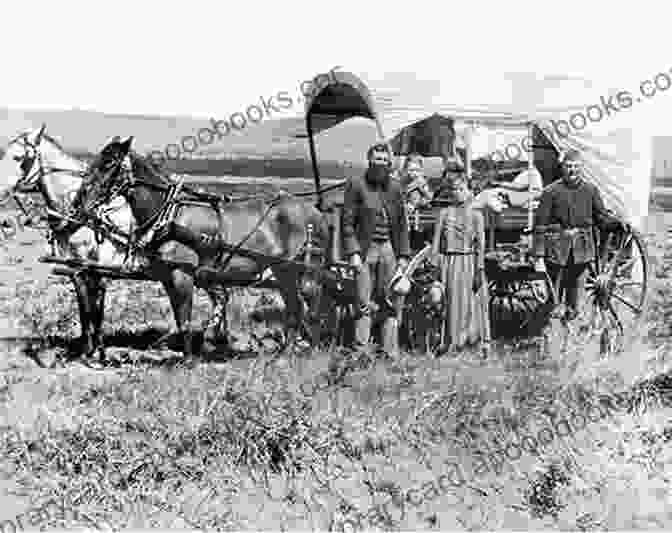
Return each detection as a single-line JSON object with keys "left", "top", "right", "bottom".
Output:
{"left": 563, "top": 171, "right": 580, "bottom": 184}
{"left": 366, "top": 163, "right": 390, "bottom": 187}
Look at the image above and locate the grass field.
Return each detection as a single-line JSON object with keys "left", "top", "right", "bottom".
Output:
{"left": 0, "top": 183, "right": 671, "bottom": 531}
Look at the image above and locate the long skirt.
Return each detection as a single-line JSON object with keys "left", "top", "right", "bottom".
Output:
{"left": 439, "top": 253, "right": 491, "bottom": 350}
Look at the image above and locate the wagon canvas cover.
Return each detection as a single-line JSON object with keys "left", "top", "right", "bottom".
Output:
{"left": 303, "top": 70, "right": 652, "bottom": 228}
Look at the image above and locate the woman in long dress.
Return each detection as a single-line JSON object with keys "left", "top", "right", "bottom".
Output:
{"left": 431, "top": 173, "right": 491, "bottom": 354}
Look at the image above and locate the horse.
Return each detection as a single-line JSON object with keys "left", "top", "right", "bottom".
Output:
{"left": 77, "top": 137, "right": 329, "bottom": 360}
{"left": 0, "top": 125, "right": 141, "bottom": 363}
{"left": 0, "top": 126, "right": 226, "bottom": 365}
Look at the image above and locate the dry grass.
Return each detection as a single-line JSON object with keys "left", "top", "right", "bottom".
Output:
{"left": 0, "top": 220, "right": 671, "bottom": 530}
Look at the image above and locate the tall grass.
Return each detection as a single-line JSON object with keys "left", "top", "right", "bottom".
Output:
{"left": 0, "top": 232, "right": 670, "bottom": 530}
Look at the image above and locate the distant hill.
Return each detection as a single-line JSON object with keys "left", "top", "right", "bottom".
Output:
{"left": 0, "top": 106, "right": 380, "bottom": 172}
{"left": 3, "top": 107, "right": 671, "bottom": 199}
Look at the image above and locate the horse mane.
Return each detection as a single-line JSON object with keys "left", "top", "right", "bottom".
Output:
{"left": 86, "top": 150, "right": 109, "bottom": 175}
{"left": 128, "top": 151, "right": 172, "bottom": 184}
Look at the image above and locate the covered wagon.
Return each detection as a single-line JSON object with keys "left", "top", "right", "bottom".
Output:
{"left": 300, "top": 69, "right": 652, "bottom": 352}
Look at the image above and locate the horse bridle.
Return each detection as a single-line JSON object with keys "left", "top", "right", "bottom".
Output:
{"left": 9, "top": 134, "right": 44, "bottom": 192}
{"left": 0, "top": 134, "right": 54, "bottom": 224}
{"left": 84, "top": 156, "right": 136, "bottom": 212}
{"left": 9, "top": 133, "right": 88, "bottom": 192}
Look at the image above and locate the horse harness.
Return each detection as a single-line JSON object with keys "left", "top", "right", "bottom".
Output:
{"left": 83, "top": 162, "right": 309, "bottom": 276}
{"left": 86, "top": 163, "right": 233, "bottom": 262}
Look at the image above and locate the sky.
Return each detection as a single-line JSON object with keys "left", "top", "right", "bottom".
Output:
{"left": 1, "top": 0, "right": 672, "bottom": 134}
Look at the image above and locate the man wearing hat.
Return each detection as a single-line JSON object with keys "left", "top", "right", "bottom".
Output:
{"left": 342, "top": 143, "right": 411, "bottom": 355}
{"left": 533, "top": 149, "right": 623, "bottom": 321}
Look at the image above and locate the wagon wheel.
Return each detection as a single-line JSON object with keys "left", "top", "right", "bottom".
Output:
{"left": 488, "top": 271, "right": 557, "bottom": 339}
{"left": 400, "top": 245, "right": 444, "bottom": 354}
{"left": 577, "top": 226, "right": 648, "bottom": 353}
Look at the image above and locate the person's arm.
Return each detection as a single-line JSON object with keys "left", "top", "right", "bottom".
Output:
{"left": 473, "top": 209, "right": 485, "bottom": 272}
{"left": 472, "top": 209, "right": 485, "bottom": 293}
{"left": 422, "top": 179, "right": 434, "bottom": 204}
{"left": 431, "top": 209, "right": 445, "bottom": 265}
{"left": 341, "top": 178, "right": 361, "bottom": 258}
{"left": 397, "top": 187, "right": 411, "bottom": 264}
{"left": 533, "top": 187, "right": 552, "bottom": 258}
{"left": 591, "top": 184, "right": 622, "bottom": 232}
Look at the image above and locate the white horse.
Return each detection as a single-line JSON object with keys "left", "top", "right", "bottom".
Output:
{"left": 0, "top": 126, "right": 135, "bottom": 263}
{"left": 0, "top": 125, "right": 225, "bottom": 364}
{"left": 0, "top": 125, "right": 142, "bottom": 362}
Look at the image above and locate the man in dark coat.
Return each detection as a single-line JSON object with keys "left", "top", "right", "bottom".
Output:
{"left": 533, "top": 149, "right": 623, "bottom": 321}
{"left": 342, "top": 143, "right": 411, "bottom": 354}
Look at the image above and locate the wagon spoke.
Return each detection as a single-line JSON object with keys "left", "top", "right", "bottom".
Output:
{"left": 609, "top": 290, "right": 642, "bottom": 314}
{"left": 597, "top": 304, "right": 609, "bottom": 331}
{"left": 614, "top": 256, "right": 637, "bottom": 276}
{"left": 598, "top": 233, "right": 618, "bottom": 273}
{"left": 620, "top": 232, "right": 634, "bottom": 255}
{"left": 516, "top": 294, "right": 546, "bottom": 303}
{"left": 519, "top": 298, "right": 536, "bottom": 312}
{"left": 614, "top": 280, "right": 643, "bottom": 289}
{"left": 506, "top": 294, "right": 516, "bottom": 313}
{"left": 606, "top": 301, "right": 624, "bottom": 336}
{"left": 519, "top": 300, "right": 537, "bottom": 327}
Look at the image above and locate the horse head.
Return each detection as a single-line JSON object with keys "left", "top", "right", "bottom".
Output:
{"left": 0, "top": 124, "right": 48, "bottom": 201}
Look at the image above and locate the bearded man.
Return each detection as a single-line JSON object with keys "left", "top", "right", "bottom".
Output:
{"left": 342, "top": 143, "right": 411, "bottom": 355}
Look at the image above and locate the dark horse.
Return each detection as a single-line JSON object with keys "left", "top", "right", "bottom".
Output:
{"left": 78, "top": 137, "right": 330, "bottom": 362}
